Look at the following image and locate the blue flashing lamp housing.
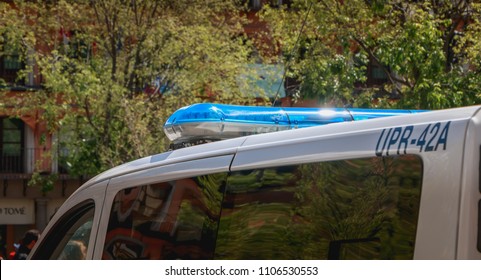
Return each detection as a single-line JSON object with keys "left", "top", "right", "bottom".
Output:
{"left": 163, "top": 103, "right": 426, "bottom": 146}
{"left": 347, "top": 108, "right": 424, "bottom": 121}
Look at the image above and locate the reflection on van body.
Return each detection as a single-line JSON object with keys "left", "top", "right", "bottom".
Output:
{"left": 103, "top": 175, "right": 226, "bottom": 260}
{"left": 216, "top": 155, "right": 421, "bottom": 259}
{"left": 99, "top": 155, "right": 421, "bottom": 260}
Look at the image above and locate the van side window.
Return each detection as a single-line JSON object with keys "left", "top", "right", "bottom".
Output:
{"left": 216, "top": 155, "right": 423, "bottom": 259}
{"left": 102, "top": 173, "right": 227, "bottom": 260}
{"left": 56, "top": 217, "right": 92, "bottom": 260}
{"left": 30, "top": 201, "right": 94, "bottom": 260}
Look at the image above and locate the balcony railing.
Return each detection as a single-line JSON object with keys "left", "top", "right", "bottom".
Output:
{"left": 0, "top": 148, "right": 69, "bottom": 175}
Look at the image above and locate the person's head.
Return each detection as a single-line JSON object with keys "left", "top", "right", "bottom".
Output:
{"left": 58, "top": 240, "right": 87, "bottom": 260}
{"left": 21, "top": 229, "right": 40, "bottom": 249}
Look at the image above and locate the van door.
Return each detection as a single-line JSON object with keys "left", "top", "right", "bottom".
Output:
{"left": 93, "top": 155, "right": 233, "bottom": 260}
{"left": 29, "top": 180, "right": 108, "bottom": 260}
{"left": 457, "top": 109, "right": 481, "bottom": 259}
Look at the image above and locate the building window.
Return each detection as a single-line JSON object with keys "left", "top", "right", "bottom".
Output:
{"left": 0, "top": 35, "right": 24, "bottom": 84}
{"left": 0, "top": 54, "right": 24, "bottom": 84}
{"left": 367, "top": 60, "right": 389, "bottom": 86}
{"left": 249, "top": 0, "right": 262, "bottom": 10}
{"left": 246, "top": 0, "right": 289, "bottom": 9}
{"left": 0, "top": 118, "right": 24, "bottom": 173}
{"left": 61, "top": 29, "right": 92, "bottom": 61}
{"left": 269, "top": 0, "right": 284, "bottom": 8}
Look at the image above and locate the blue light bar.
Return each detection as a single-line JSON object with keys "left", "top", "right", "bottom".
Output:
{"left": 163, "top": 103, "right": 426, "bottom": 144}
{"left": 348, "top": 108, "right": 423, "bottom": 121}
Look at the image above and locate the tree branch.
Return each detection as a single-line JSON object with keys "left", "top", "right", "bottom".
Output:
{"left": 353, "top": 35, "right": 413, "bottom": 91}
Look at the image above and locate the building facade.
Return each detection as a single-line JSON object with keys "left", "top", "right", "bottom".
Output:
{"left": 0, "top": 46, "right": 85, "bottom": 260}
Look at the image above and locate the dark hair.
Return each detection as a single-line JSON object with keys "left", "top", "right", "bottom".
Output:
{"left": 21, "top": 229, "right": 40, "bottom": 245}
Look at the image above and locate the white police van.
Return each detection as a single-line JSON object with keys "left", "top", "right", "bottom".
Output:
{"left": 29, "top": 103, "right": 481, "bottom": 260}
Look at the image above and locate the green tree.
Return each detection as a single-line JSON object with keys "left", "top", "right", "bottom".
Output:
{"left": 0, "top": 0, "right": 261, "bottom": 175}
{"left": 262, "top": 0, "right": 481, "bottom": 109}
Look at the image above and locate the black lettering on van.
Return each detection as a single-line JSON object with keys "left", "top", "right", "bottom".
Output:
{"left": 398, "top": 126, "right": 414, "bottom": 155}
{"left": 435, "top": 121, "right": 450, "bottom": 151}
{"left": 375, "top": 122, "right": 451, "bottom": 156}
{"left": 386, "top": 127, "right": 403, "bottom": 156}
{"left": 375, "top": 128, "right": 392, "bottom": 157}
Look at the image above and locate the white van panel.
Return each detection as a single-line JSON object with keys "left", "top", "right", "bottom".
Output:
{"left": 92, "top": 155, "right": 234, "bottom": 259}
{"left": 232, "top": 107, "right": 473, "bottom": 171}
{"left": 82, "top": 137, "right": 245, "bottom": 188}
{"left": 414, "top": 152, "right": 464, "bottom": 259}
{"left": 107, "top": 155, "right": 233, "bottom": 190}
{"left": 457, "top": 111, "right": 481, "bottom": 259}
{"left": 231, "top": 109, "right": 474, "bottom": 259}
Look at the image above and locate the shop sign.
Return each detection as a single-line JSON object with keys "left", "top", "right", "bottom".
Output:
{"left": 0, "top": 199, "right": 35, "bottom": 225}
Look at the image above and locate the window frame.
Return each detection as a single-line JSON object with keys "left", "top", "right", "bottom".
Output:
{"left": 0, "top": 48, "right": 25, "bottom": 84}
{"left": 30, "top": 200, "right": 95, "bottom": 260}
{"left": 0, "top": 117, "right": 25, "bottom": 173}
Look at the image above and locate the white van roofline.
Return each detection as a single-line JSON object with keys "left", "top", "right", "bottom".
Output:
{"left": 77, "top": 105, "right": 481, "bottom": 193}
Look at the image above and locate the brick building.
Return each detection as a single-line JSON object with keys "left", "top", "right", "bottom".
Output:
{"left": 0, "top": 3, "right": 85, "bottom": 259}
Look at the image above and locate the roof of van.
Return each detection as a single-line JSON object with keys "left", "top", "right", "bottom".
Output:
{"left": 78, "top": 105, "right": 481, "bottom": 192}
